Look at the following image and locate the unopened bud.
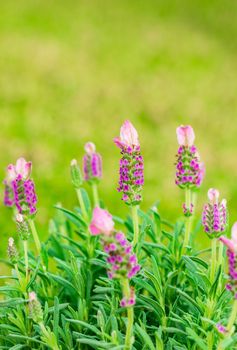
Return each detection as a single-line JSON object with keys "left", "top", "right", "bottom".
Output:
{"left": 70, "top": 159, "right": 83, "bottom": 188}
{"left": 7, "top": 237, "right": 18, "bottom": 264}
{"left": 97, "top": 309, "right": 105, "bottom": 330}
{"left": 29, "top": 292, "right": 43, "bottom": 323}
{"left": 111, "top": 330, "right": 118, "bottom": 343}
{"left": 16, "top": 214, "right": 30, "bottom": 240}
{"left": 83, "top": 142, "right": 102, "bottom": 183}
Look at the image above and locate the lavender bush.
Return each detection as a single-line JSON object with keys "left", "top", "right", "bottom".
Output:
{"left": 0, "top": 121, "right": 236, "bottom": 350}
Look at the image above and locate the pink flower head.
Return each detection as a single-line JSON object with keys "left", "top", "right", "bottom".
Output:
{"left": 84, "top": 142, "right": 96, "bottom": 155}
{"left": 114, "top": 120, "right": 139, "bottom": 149}
{"left": 176, "top": 125, "right": 195, "bottom": 147}
{"left": 219, "top": 222, "right": 237, "bottom": 252}
{"left": 7, "top": 157, "right": 32, "bottom": 181}
{"left": 208, "top": 188, "right": 220, "bottom": 204}
{"left": 89, "top": 207, "right": 114, "bottom": 236}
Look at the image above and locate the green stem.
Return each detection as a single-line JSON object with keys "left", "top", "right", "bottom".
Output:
{"left": 92, "top": 183, "right": 99, "bottom": 207}
{"left": 131, "top": 205, "right": 139, "bottom": 248}
{"left": 182, "top": 187, "right": 192, "bottom": 252}
{"left": 28, "top": 219, "right": 41, "bottom": 256}
{"left": 210, "top": 238, "right": 217, "bottom": 283}
{"left": 23, "top": 240, "right": 29, "bottom": 283}
{"left": 76, "top": 188, "right": 89, "bottom": 221}
{"left": 218, "top": 240, "right": 224, "bottom": 268}
{"left": 122, "top": 279, "right": 134, "bottom": 350}
{"left": 217, "top": 240, "right": 224, "bottom": 293}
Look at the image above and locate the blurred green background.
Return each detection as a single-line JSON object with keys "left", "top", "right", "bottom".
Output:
{"left": 0, "top": 0, "right": 237, "bottom": 258}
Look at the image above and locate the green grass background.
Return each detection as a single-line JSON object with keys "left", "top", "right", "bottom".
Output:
{"left": 0, "top": 0, "right": 237, "bottom": 258}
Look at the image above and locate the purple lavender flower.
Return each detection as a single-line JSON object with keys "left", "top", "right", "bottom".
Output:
{"left": 3, "top": 158, "right": 37, "bottom": 216}
{"left": 114, "top": 120, "right": 144, "bottom": 205}
{"left": 83, "top": 142, "right": 102, "bottom": 183}
{"left": 202, "top": 189, "right": 228, "bottom": 238}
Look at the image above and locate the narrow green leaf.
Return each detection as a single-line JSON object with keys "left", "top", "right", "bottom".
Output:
{"left": 135, "top": 324, "right": 156, "bottom": 350}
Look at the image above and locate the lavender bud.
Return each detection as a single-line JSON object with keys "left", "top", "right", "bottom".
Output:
{"left": 70, "top": 159, "right": 83, "bottom": 188}
{"left": 7, "top": 237, "right": 18, "bottom": 264}
{"left": 202, "top": 189, "right": 228, "bottom": 238}
{"left": 16, "top": 214, "right": 30, "bottom": 240}
{"left": 83, "top": 142, "right": 102, "bottom": 183}
{"left": 97, "top": 309, "right": 105, "bottom": 330}
{"left": 29, "top": 292, "right": 43, "bottom": 323}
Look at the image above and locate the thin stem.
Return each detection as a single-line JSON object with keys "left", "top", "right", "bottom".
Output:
{"left": 218, "top": 240, "right": 224, "bottom": 268}
{"left": 92, "top": 183, "right": 100, "bottom": 207}
{"left": 182, "top": 187, "right": 192, "bottom": 252}
{"left": 131, "top": 205, "right": 139, "bottom": 248}
{"left": 210, "top": 238, "right": 217, "bottom": 283}
{"left": 217, "top": 240, "right": 224, "bottom": 293}
{"left": 76, "top": 188, "right": 89, "bottom": 221}
{"left": 122, "top": 279, "right": 134, "bottom": 350}
{"left": 227, "top": 298, "right": 237, "bottom": 332}
{"left": 28, "top": 219, "right": 41, "bottom": 256}
{"left": 23, "top": 240, "right": 29, "bottom": 283}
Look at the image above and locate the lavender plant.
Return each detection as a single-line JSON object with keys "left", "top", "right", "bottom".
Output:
{"left": 175, "top": 125, "right": 205, "bottom": 252}
{"left": 114, "top": 120, "right": 144, "bottom": 249}
{"left": 0, "top": 121, "right": 236, "bottom": 350}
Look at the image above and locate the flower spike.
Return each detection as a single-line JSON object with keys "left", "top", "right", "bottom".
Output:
{"left": 89, "top": 208, "right": 140, "bottom": 304}
{"left": 3, "top": 158, "right": 37, "bottom": 216}
{"left": 114, "top": 120, "right": 144, "bottom": 205}
{"left": 175, "top": 125, "right": 204, "bottom": 191}
{"left": 175, "top": 125, "right": 204, "bottom": 218}
{"left": 202, "top": 189, "right": 228, "bottom": 238}
{"left": 83, "top": 142, "right": 102, "bottom": 183}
